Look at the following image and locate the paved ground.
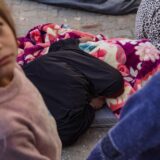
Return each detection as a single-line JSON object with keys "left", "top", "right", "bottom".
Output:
{"left": 5, "top": 0, "right": 136, "bottom": 159}
{"left": 6, "top": 0, "right": 136, "bottom": 38}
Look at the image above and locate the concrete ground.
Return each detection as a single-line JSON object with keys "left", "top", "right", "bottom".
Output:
{"left": 5, "top": 0, "right": 136, "bottom": 159}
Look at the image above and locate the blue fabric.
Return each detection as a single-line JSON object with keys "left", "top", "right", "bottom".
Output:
{"left": 87, "top": 72, "right": 160, "bottom": 160}
{"left": 87, "top": 140, "right": 106, "bottom": 160}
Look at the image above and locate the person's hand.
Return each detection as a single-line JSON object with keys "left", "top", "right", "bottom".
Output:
{"left": 79, "top": 37, "right": 94, "bottom": 43}
{"left": 90, "top": 96, "right": 106, "bottom": 110}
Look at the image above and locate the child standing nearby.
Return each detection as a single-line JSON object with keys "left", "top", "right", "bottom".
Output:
{"left": 0, "top": 1, "right": 61, "bottom": 159}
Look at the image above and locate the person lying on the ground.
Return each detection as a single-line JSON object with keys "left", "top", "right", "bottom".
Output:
{"left": 17, "top": 23, "right": 160, "bottom": 117}
{"left": 0, "top": 1, "right": 61, "bottom": 159}
{"left": 87, "top": 71, "right": 160, "bottom": 160}
{"left": 22, "top": 37, "right": 124, "bottom": 146}
{"left": 136, "top": 0, "right": 160, "bottom": 50}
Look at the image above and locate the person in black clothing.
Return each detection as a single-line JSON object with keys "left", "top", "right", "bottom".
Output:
{"left": 22, "top": 38, "right": 124, "bottom": 146}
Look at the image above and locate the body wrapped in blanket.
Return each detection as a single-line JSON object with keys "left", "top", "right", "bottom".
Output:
{"left": 17, "top": 22, "right": 160, "bottom": 145}
{"left": 17, "top": 23, "right": 160, "bottom": 116}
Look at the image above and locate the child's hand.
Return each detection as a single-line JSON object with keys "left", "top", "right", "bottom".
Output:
{"left": 90, "top": 96, "right": 105, "bottom": 110}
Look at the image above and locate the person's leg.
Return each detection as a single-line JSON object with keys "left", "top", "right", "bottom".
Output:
{"left": 58, "top": 104, "right": 95, "bottom": 146}
{"left": 88, "top": 72, "right": 160, "bottom": 160}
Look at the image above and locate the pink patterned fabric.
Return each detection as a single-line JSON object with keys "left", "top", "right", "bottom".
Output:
{"left": 17, "top": 23, "right": 160, "bottom": 116}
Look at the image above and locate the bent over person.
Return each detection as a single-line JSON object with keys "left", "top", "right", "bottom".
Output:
{"left": 23, "top": 38, "right": 124, "bottom": 146}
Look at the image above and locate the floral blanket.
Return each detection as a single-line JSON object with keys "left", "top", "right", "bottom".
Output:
{"left": 17, "top": 23, "right": 160, "bottom": 116}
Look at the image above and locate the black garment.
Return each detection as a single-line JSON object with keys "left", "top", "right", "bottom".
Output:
{"left": 23, "top": 39, "right": 123, "bottom": 146}
{"left": 33, "top": 0, "right": 141, "bottom": 15}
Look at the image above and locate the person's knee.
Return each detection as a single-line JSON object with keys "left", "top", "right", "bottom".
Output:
{"left": 60, "top": 134, "right": 78, "bottom": 146}
{"left": 58, "top": 108, "right": 95, "bottom": 146}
